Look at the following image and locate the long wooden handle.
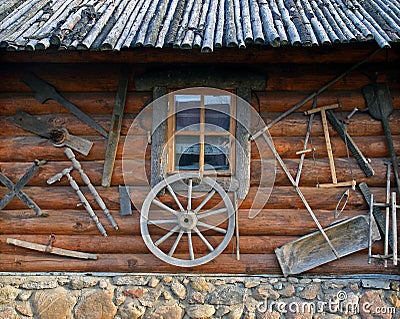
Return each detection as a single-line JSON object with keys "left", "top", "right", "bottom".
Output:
{"left": 381, "top": 118, "right": 400, "bottom": 195}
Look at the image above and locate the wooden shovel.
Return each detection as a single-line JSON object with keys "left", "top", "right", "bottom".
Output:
{"left": 363, "top": 84, "right": 400, "bottom": 195}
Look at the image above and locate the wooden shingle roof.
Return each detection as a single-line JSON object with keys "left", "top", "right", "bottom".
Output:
{"left": 0, "top": 0, "right": 399, "bottom": 52}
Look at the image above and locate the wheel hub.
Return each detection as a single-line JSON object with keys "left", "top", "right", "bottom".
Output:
{"left": 178, "top": 211, "right": 198, "bottom": 230}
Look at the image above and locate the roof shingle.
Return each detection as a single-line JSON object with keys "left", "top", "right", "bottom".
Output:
{"left": 0, "top": 0, "right": 399, "bottom": 52}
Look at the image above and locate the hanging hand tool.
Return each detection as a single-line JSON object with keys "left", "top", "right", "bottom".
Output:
{"left": 119, "top": 185, "right": 132, "bottom": 216}
{"left": 0, "top": 160, "right": 46, "bottom": 216}
{"left": 260, "top": 133, "right": 339, "bottom": 258}
{"left": 325, "top": 109, "right": 374, "bottom": 177}
{"left": 22, "top": 72, "right": 108, "bottom": 138}
{"left": 47, "top": 166, "right": 108, "bottom": 237}
{"left": 305, "top": 104, "right": 355, "bottom": 188}
{"left": 363, "top": 83, "right": 400, "bottom": 195}
{"left": 334, "top": 189, "right": 350, "bottom": 218}
{"left": 8, "top": 110, "right": 93, "bottom": 156}
{"left": 7, "top": 237, "right": 97, "bottom": 260}
{"left": 359, "top": 181, "right": 393, "bottom": 250}
{"left": 250, "top": 48, "right": 382, "bottom": 140}
{"left": 102, "top": 68, "right": 129, "bottom": 187}
{"left": 64, "top": 148, "right": 118, "bottom": 230}
{"left": 368, "top": 190, "right": 399, "bottom": 266}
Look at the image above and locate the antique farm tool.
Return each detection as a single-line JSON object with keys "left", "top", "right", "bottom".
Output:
{"left": 250, "top": 47, "right": 382, "bottom": 140}
{"left": 7, "top": 237, "right": 97, "bottom": 260}
{"left": 368, "top": 192, "right": 399, "bottom": 266}
{"left": 275, "top": 215, "right": 380, "bottom": 276}
{"left": 47, "top": 166, "right": 108, "bottom": 237}
{"left": 0, "top": 160, "right": 46, "bottom": 216}
{"left": 295, "top": 96, "right": 317, "bottom": 186}
{"left": 102, "top": 68, "right": 129, "bottom": 187}
{"left": 305, "top": 103, "right": 355, "bottom": 189}
{"left": 119, "top": 185, "right": 132, "bottom": 216}
{"left": 22, "top": 72, "right": 108, "bottom": 138}
{"left": 8, "top": 110, "right": 93, "bottom": 156}
{"left": 65, "top": 148, "right": 118, "bottom": 230}
{"left": 363, "top": 83, "right": 400, "bottom": 195}
{"left": 140, "top": 172, "right": 235, "bottom": 267}
{"left": 259, "top": 132, "right": 339, "bottom": 258}
{"left": 359, "top": 181, "right": 393, "bottom": 250}
{"left": 325, "top": 108, "right": 375, "bottom": 177}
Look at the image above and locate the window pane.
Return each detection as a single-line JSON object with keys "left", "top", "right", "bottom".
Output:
{"left": 175, "top": 135, "right": 200, "bottom": 170}
{"left": 204, "top": 136, "right": 230, "bottom": 171}
{"left": 175, "top": 95, "right": 201, "bottom": 131}
{"left": 205, "top": 95, "right": 230, "bottom": 131}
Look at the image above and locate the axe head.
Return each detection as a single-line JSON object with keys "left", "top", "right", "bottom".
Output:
{"left": 22, "top": 72, "right": 57, "bottom": 104}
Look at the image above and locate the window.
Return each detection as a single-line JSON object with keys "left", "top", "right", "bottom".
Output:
{"left": 166, "top": 92, "right": 236, "bottom": 175}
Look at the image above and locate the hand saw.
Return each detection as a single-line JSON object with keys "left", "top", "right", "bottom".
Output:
{"left": 22, "top": 72, "right": 108, "bottom": 138}
{"left": 8, "top": 110, "right": 93, "bottom": 156}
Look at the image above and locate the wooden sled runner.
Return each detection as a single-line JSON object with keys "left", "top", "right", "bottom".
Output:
{"left": 275, "top": 215, "right": 381, "bottom": 277}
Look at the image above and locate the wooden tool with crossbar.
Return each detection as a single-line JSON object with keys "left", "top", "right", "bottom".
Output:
{"left": 305, "top": 104, "right": 355, "bottom": 188}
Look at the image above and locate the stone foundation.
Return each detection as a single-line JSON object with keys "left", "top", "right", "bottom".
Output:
{"left": 0, "top": 273, "right": 399, "bottom": 319}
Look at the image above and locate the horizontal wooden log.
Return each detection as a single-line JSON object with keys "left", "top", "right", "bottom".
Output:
{"left": 2, "top": 111, "right": 399, "bottom": 138}
{"left": 0, "top": 184, "right": 385, "bottom": 211}
{"left": 0, "top": 92, "right": 151, "bottom": 115}
{"left": 0, "top": 134, "right": 398, "bottom": 163}
{"left": 0, "top": 208, "right": 380, "bottom": 236}
{"left": 1, "top": 44, "right": 398, "bottom": 64}
{"left": 0, "top": 252, "right": 395, "bottom": 274}
{"left": 0, "top": 157, "right": 394, "bottom": 188}
{"left": 0, "top": 62, "right": 398, "bottom": 93}
{"left": 0, "top": 234, "right": 296, "bottom": 255}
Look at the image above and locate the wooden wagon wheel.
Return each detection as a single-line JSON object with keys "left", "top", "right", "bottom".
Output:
{"left": 140, "top": 172, "right": 235, "bottom": 267}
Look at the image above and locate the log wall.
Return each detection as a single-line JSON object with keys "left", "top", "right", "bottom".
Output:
{"left": 0, "top": 44, "right": 399, "bottom": 275}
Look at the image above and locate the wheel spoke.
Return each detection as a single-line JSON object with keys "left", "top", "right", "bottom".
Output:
{"left": 188, "top": 230, "right": 195, "bottom": 260}
{"left": 194, "top": 227, "right": 214, "bottom": 251}
{"left": 197, "top": 208, "right": 227, "bottom": 219}
{"left": 168, "top": 229, "right": 184, "bottom": 256}
{"left": 154, "top": 225, "right": 180, "bottom": 246}
{"left": 166, "top": 183, "right": 185, "bottom": 212}
{"left": 148, "top": 219, "right": 178, "bottom": 225}
{"left": 187, "top": 179, "right": 192, "bottom": 211}
{"left": 194, "top": 190, "right": 216, "bottom": 214}
{"left": 197, "top": 221, "right": 227, "bottom": 234}
{"left": 152, "top": 199, "right": 180, "bottom": 217}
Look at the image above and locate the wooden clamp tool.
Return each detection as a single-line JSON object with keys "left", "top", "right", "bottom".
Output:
{"left": 0, "top": 160, "right": 46, "bottom": 216}
{"left": 7, "top": 236, "right": 97, "bottom": 260}
{"left": 102, "top": 68, "right": 130, "bottom": 187}
{"left": 47, "top": 166, "right": 108, "bottom": 237}
{"left": 305, "top": 104, "right": 355, "bottom": 189}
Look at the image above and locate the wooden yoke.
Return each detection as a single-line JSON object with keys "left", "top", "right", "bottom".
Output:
{"left": 305, "top": 104, "right": 355, "bottom": 188}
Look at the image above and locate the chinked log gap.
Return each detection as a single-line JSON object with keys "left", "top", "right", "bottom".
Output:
{"left": 7, "top": 237, "right": 97, "bottom": 260}
{"left": 22, "top": 72, "right": 108, "bottom": 138}
{"left": 102, "top": 67, "right": 130, "bottom": 187}
{"left": 7, "top": 110, "right": 93, "bottom": 156}
{"left": 0, "top": 160, "right": 46, "bottom": 216}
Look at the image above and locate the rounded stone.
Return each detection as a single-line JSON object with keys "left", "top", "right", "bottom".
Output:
{"left": 150, "top": 303, "right": 183, "bottom": 319}
{"left": 186, "top": 304, "right": 215, "bottom": 318}
{"left": 32, "top": 287, "right": 76, "bottom": 319}
{"left": 191, "top": 278, "right": 210, "bottom": 292}
{"left": 117, "top": 301, "right": 145, "bottom": 319}
{"left": 171, "top": 281, "right": 186, "bottom": 300}
{"left": 75, "top": 290, "right": 117, "bottom": 319}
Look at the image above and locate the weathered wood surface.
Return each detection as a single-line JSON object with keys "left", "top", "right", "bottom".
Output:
{"left": 0, "top": 157, "right": 396, "bottom": 187}
{"left": 0, "top": 252, "right": 396, "bottom": 274}
{"left": 0, "top": 58, "right": 399, "bottom": 275}
{"left": 1, "top": 44, "right": 399, "bottom": 64}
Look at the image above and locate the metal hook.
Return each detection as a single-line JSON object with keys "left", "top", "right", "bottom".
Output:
{"left": 335, "top": 189, "right": 350, "bottom": 218}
